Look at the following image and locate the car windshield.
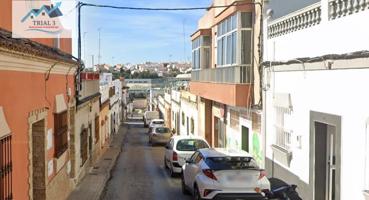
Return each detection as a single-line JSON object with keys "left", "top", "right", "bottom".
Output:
{"left": 153, "top": 121, "right": 164, "bottom": 124}
{"left": 155, "top": 127, "right": 170, "bottom": 133}
{"left": 205, "top": 156, "right": 259, "bottom": 170}
{"left": 176, "top": 139, "right": 209, "bottom": 151}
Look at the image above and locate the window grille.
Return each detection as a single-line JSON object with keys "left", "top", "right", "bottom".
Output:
{"left": 0, "top": 135, "right": 12, "bottom": 200}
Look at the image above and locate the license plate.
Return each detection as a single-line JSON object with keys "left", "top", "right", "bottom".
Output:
{"left": 226, "top": 175, "right": 250, "bottom": 182}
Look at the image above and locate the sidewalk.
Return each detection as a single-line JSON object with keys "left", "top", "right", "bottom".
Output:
{"left": 67, "top": 124, "right": 126, "bottom": 200}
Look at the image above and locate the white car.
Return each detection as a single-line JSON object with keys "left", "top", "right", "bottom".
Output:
{"left": 147, "top": 119, "right": 165, "bottom": 133}
{"left": 149, "top": 119, "right": 164, "bottom": 127}
{"left": 182, "top": 148, "right": 270, "bottom": 200}
{"left": 149, "top": 126, "right": 172, "bottom": 145}
{"left": 143, "top": 111, "right": 160, "bottom": 127}
{"left": 164, "top": 135, "right": 209, "bottom": 177}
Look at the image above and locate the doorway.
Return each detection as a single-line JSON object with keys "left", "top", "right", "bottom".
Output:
{"left": 314, "top": 121, "right": 339, "bottom": 200}
{"left": 214, "top": 117, "right": 226, "bottom": 147}
{"left": 88, "top": 123, "right": 93, "bottom": 159}
{"left": 31, "top": 119, "right": 46, "bottom": 200}
{"left": 241, "top": 126, "right": 249, "bottom": 152}
{"left": 186, "top": 116, "right": 189, "bottom": 135}
{"left": 176, "top": 112, "right": 180, "bottom": 135}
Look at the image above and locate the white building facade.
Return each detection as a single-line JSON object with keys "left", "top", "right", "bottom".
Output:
{"left": 179, "top": 91, "right": 198, "bottom": 136}
{"left": 171, "top": 90, "right": 181, "bottom": 134}
{"left": 109, "top": 79, "right": 122, "bottom": 135}
{"left": 263, "top": 1, "right": 369, "bottom": 199}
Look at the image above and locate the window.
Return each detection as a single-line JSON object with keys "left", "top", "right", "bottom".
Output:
{"left": 205, "top": 156, "right": 259, "bottom": 170}
{"left": 216, "top": 12, "right": 253, "bottom": 66}
{"left": 216, "top": 13, "right": 238, "bottom": 66}
{"left": 195, "top": 153, "right": 203, "bottom": 164}
{"left": 275, "top": 107, "right": 292, "bottom": 150}
{"left": 182, "top": 112, "right": 185, "bottom": 125}
{"left": 54, "top": 111, "right": 68, "bottom": 157}
{"left": 176, "top": 139, "right": 209, "bottom": 151}
{"left": 190, "top": 117, "right": 195, "bottom": 134}
{"left": 192, "top": 36, "right": 211, "bottom": 69}
{"left": 241, "top": 30, "right": 252, "bottom": 65}
{"left": 155, "top": 127, "right": 170, "bottom": 134}
{"left": 241, "top": 12, "right": 253, "bottom": 28}
{"left": 0, "top": 135, "right": 12, "bottom": 200}
{"left": 190, "top": 152, "right": 199, "bottom": 163}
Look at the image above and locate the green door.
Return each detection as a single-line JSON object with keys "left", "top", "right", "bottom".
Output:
{"left": 241, "top": 126, "right": 249, "bottom": 152}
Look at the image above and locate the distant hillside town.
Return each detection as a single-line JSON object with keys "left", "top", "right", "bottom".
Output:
{"left": 89, "top": 61, "right": 192, "bottom": 79}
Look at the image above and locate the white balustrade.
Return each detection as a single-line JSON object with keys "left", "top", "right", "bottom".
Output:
{"left": 268, "top": 3, "right": 321, "bottom": 38}
{"left": 329, "top": 0, "right": 369, "bottom": 20}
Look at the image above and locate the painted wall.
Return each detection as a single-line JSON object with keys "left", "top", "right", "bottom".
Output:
{"left": 99, "top": 103, "right": 110, "bottom": 148}
{"left": 180, "top": 98, "right": 198, "bottom": 136}
{"left": 264, "top": 66, "right": 369, "bottom": 200}
{"left": 0, "top": 67, "right": 75, "bottom": 199}
{"left": 73, "top": 99, "right": 99, "bottom": 180}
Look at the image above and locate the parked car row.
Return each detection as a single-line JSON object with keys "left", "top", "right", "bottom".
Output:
{"left": 143, "top": 111, "right": 301, "bottom": 200}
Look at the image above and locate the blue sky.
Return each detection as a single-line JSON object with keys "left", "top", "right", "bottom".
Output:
{"left": 79, "top": 0, "right": 212, "bottom": 65}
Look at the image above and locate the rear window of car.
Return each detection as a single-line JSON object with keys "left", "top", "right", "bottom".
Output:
{"left": 176, "top": 139, "right": 209, "bottom": 151}
{"left": 153, "top": 121, "right": 164, "bottom": 124}
{"left": 205, "top": 156, "right": 259, "bottom": 170}
{"left": 155, "top": 127, "right": 170, "bottom": 133}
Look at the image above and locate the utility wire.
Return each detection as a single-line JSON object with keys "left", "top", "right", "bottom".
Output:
{"left": 79, "top": 2, "right": 257, "bottom": 11}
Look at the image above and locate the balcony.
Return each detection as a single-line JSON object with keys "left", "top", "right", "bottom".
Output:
{"left": 190, "top": 65, "right": 253, "bottom": 107}
{"left": 191, "top": 65, "right": 252, "bottom": 84}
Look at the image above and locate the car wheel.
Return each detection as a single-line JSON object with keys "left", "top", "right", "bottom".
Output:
{"left": 193, "top": 185, "right": 202, "bottom": 200}
{"left": 164, "top": 158, "right": 168, "bottom": 169}
{"left": 181, "top": 176, "right": 189, "bottom": 195}
{"left": 169, "top": 165, "right": 175, "bottom": 177}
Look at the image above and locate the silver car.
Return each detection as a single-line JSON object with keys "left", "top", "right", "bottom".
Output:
{"left": 149, "top": 127, "right": 172, "bottom": 145}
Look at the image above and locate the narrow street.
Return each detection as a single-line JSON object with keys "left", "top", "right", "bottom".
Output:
{"left": 101, "top": 119, "right": 192, "bottom": 200}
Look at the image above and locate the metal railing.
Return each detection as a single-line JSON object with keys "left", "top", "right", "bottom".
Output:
{"left": 275, "top": 125, "right": 292, "bottom": 150}
{"left": 191, "top": 65, "right": 252, "bottom": 84}
{"left": 0, "top": 135, "right": 12, "bottom": 200}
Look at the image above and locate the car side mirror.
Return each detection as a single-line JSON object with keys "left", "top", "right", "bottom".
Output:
{"left": 185, "top": 159, "right": 192, "bottom": 164}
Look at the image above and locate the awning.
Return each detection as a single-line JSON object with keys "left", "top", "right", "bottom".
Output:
{"left": 0, "top": 107, "right": 11, "bottom": 138}
{"left": 274, "top": 93, "right": 293, "bottom": 111}
{"left": 55, "top": 94, "right": 67, "bottom": 114}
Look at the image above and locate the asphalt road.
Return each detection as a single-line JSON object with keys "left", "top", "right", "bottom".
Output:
{"left": 101, "top": 119, "right": 193, "bottom": 200}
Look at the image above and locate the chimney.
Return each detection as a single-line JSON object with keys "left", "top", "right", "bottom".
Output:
{"left": 51, "top": 4, "right": 54, "bottom": 8}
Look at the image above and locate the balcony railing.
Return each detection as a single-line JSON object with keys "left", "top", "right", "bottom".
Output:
{"left": 268, "top": 2, "right": 321, "bottom": 38}
{"left": 191, "top": 65, "right": 252, "bottom": 84}
{"left": 329, "top": 0, "right": 369, "bottom": 20}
